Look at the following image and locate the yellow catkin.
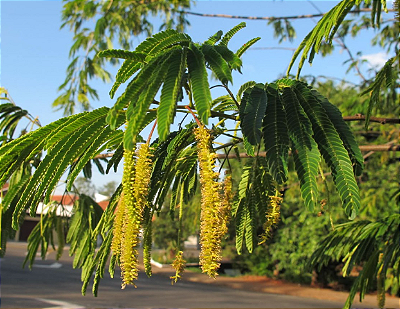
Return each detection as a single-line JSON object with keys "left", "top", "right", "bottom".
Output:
{"left": 194, "top": 126, "right": 224, "bottom": 278}
{"left": 170, "top": 250, "right": 186, "bottom": 284}
{"left": 111, "top": 193, "right": 125, "bottom": 257}
{"left": 259, "top": 192, "right": 282, "bottom": 245}
{"left": 120, "top": 143, "right": 153, "bottom": 288}
{"left": 120, "top": 149, "right": 138, "bottom": 289}
{"left": 133, "top": 143, "right": 153, "bottom": 207}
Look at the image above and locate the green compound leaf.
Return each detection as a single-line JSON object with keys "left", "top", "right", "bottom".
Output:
{"left": 157, "top": 48, "right": 187, "bottom": 141}
{"left": 281, "top": 86, "right": 320, "bottom": 211}
{"left": 187, "top": 43, "right": 212, "bottom": 125}
{"left": 263, "top": 84, "right": 289, "bottom": 184}
{"left": 239, "top": 83, "right": 267, "bottom": 145}
{"left": 293, "top": 82, "right": 360, "bottom": 219}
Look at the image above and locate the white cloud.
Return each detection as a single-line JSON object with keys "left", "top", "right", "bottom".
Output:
{"left": 360, "top": 52, "right": 389, "bottom": 69}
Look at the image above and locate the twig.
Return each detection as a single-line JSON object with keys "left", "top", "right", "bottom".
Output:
{"left": 215, "top": 144, "right": 400, "bottom": 159}
{"left": 362, "top": 141, "right": 396, "bottom": 160}
{"left": 91, "top": 143, "right": 399, "bottom": 161}
{"left": 185, "top": 105, "right": 202, "bottom": 127}
{"left": 249, "top": 47, "right": 297, "bottom": 51}
{"left": 147, "top": 120, "right": 157, "bottom": 144}
{"left": 210, "top": 111, "right": 237, "bottom": 121}
{"left": 343, "top": 114, "right": 400, "bottom": 124}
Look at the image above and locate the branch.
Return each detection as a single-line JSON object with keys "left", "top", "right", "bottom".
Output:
{"left": 210, "top": 111, "right": 237, "bottom": 121}
{"left": 215, "top": 144, "right": 400, "bottom": 159}
{"left": 91, "top": 143, "right": 399, "bottom": 162}
{"left": 249, "top": 47, "right": 297, "bottom": 51}
{"left": 362, "top": 141, "right": 396, "bottom": 160}
{"left": 343, "top": 114, "right": 400, "bottom": 124}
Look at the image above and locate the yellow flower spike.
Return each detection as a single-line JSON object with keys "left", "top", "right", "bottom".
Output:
{"left": 120, "top": 149, "right": 139, "bottom": 288}
{"left": 170, "top": 251, "right": 186, "bottom": 284}
{"left": 120, "top": 143, "right": 154, "bottom": 288}
{"left": 111, "top": 193, "right": 125, "bottom": 257}
{"left": 194, "top": 126, "right": 224, "bottom": 278}
{"left": 133, "top": 143, "right": 153, "bottom": 208}
{"left": 259, "top": 191, "right": 282, "bottom": 245}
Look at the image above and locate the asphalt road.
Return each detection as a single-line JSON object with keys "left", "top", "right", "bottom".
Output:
{"left": 1, "top": 241, "right": 345, "bottom": 308}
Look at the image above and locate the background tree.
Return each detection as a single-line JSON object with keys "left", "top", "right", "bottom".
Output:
{"left": 98, "top": 180, "right": 118, "bottom": 198}
{"left": 72, "top": 176, "right": 96, "bottom": 198}
{"left": 54, "top": 0, "right": 190, "bottom": 115}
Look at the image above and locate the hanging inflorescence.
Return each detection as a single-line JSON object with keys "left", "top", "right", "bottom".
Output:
{"left": 110, "top": 121, "right": 235, "bottom": 286}
{"left": 170, "top": 250, "right": 186, "bottom": 284}
{"left": 259, "top": 191, "right": 282, "bottom": 245}
{"left": 194, "top": 125, "right": 232, "bottom": 278}
{"left": 111, "top": 143, "right": 153, "bottom": 289}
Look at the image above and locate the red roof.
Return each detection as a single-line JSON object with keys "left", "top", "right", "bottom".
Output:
{"left": 97, "top": 200, "right": 109, "bottom": 211}
{"left": 50, "top": 194, "right": 79, "bottom": 205}
{"left": 1, "top": 183, "right": 9, "bottom": 193}
{"left": 51, "top": 194, "right": 109, "bottom": 210}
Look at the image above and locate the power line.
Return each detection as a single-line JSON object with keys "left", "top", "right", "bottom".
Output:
{"left": 182, "top": 8, "right": 396, "bottom": 21}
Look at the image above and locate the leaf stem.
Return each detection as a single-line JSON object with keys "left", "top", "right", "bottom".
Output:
{"left": 185, "top": 105, "right": 202, "bottom": 127}
{"left": 147, "top": 120, "right": 158, "bottom": 144}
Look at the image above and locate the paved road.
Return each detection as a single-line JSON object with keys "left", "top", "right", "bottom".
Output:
{"left": 1, "top": 242, "right": 345, "bottom": 308}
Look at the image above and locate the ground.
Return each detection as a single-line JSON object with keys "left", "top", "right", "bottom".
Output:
{"left": 148, "top": 260, "right": 400, "bottom": 308}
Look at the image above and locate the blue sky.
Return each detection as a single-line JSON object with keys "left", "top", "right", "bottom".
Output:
{"left": 1, "top": 1, "right": 395, "bottom": 189}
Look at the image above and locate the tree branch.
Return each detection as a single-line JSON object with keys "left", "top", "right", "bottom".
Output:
{"left": 215, "top": 144, "right": 400, "bottom": 159}
{"left": 343, "top": 114, "right": 400, "bottom": 124}
{"left": 91, "top": 143, "right": 399, "bottom": 161}
{"left": 210, "top": 111, "right": 237, "bottom": 121}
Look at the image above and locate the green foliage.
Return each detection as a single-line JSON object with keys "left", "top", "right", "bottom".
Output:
{"left": 287, "top": 0, "right": 357, "bottom": 78}
{"left": 0, "top": 22, "right": 377, "bottom": 297}
{"left": 66, "top": 195, "right": 103, "bottom": 268}
{"left": 285, "top": 0, "right": 398, "bottom": 127}
{"left": 263, "top": 84, "right": 289, "bottom": 184}
{"left": 187, "top": 43, "right": 212, "bottom": 124}
{"left": 292, "top": 82, "right": 360, "bottom": 218}
{"left": 72, "top": 177, "right": 96, "bottom": 198}
{"left": 219, "top": 22, "right": 247, "bottom": 46}
{"left": 310, "top": 214, "right": 400, "bottom": 309}
{"left": 99, "top": 26, "right": 254, "bottom": 144}
{"left": 239, "top": 83, "right": 267, "bottom": 145}
{"left": 235, "top": 37, "right": 261, "bottom": 58}
{"left": 78, "top": 187, "right": 122, "bottom": 296}
{"left": 0, "top": 104, "right": 28, "bottom": 143}
{"left": 237, "top": 80, "right": 361, "bottom": 216}
{"left": 280, "top": 85, "right": 320, "bottom": 212}
{"left": 55, "top": 0, "right": 191, "bottom": 115}
{"left": 0, "top": 88, "right": 40, "bottom": 145}
{"left": 234, "top": 157, "right": 275, "bottom": 254}
{"left": 98, "top": 181, "right": 118, "bottom": 197}
{"left": 23, "top": 203, "right": 65, "bottom": 269}
{"left": 360, "top": 56, "right": 398, "bottom": 128}
{"left": 158, "top": 48, "right": 187, "bottom": 140}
